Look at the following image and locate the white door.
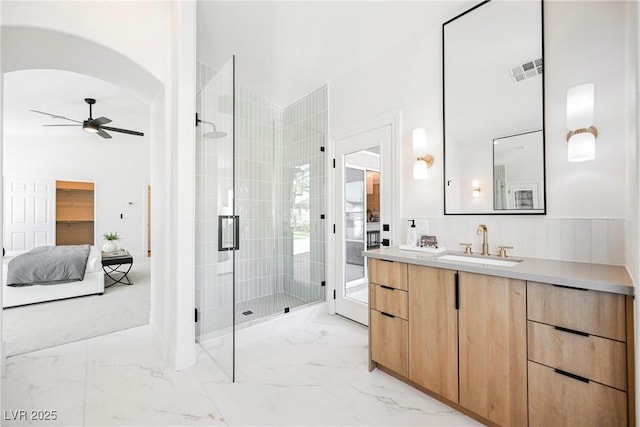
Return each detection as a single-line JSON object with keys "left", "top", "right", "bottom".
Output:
{"left": 334, "top": 125, "right": 393, "bottom": 325}
{"left": 4, "top": 177, "right": 56, "bottom": 251}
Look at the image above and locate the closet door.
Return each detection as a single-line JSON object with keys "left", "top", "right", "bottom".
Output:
{"left": 4, "top": 176, "right": 56, "bottom": 251}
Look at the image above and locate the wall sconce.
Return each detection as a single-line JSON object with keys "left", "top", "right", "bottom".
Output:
{"left": 472, "top": 179, "right": 481, "bottom": 198}
{"left": 412, "top": 128, "right": 434, "bottom": 180}
{"left": 567, "top": 83, "right": 598, "bottom": 162}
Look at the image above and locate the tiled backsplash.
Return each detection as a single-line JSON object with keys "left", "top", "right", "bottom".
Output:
{"left": 400, "top": 217, "right": 626, "bottom": 265}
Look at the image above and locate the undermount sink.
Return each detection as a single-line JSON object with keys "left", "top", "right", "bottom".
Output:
{"left": 437, "top": 253, "right": 523, "bottom": 267}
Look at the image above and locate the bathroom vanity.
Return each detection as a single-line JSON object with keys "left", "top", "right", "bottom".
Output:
{"left": 364, "top": 248, "right": 635, "bottom": 427}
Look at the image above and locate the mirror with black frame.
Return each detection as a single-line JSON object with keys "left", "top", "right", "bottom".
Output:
{"left": 443, "top": 0, "right": 545, "bottom": 214}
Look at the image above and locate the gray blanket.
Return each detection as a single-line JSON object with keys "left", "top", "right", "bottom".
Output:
{"left": 7, "top": 245, "right": 90, "bottom": 287}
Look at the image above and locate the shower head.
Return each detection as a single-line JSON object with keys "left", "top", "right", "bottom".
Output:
{"left": 204, "top": 129, "right": 228, "bottom": 139}
{"left": 197, "top": 117, "right": 227, "bottom": 139}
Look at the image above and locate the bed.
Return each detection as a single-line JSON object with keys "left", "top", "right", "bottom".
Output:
{"left": 2, "top": 246, "right": 105, "bottom": 308}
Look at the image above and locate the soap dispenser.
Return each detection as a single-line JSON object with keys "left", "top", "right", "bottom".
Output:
{"left": 406, "top": 220, "right": 418, "bottom": 247}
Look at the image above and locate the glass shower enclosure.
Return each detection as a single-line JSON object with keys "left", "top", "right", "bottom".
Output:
{"left": 195, "top": 57, "right": 326, "bottom": 381}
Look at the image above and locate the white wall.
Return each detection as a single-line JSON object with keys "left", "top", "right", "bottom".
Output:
{"left": 627, "top": 0, "right": 640, "bottom": 285}
{"left": 329, "top": 1, "right": 635, "bottom": 261}
{"left": 0, "top": 0, "right": 4, "bottom": 394}
{"left": 2, "top": 1, "right": 170, "bottom": 88}
{"left": 629, "top": 0, "right": 640, "bottom": 420}
{"left": 3, "top": 133, "right": 150, "bottom": 256}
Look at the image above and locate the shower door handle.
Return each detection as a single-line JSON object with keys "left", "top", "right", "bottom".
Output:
{"left": 218, "top": 215, "right": 240, "bottom": 251}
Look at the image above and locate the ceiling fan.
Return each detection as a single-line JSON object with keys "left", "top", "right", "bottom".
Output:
{"left": 30, "top": 98, "right": 144, "bottom": 139}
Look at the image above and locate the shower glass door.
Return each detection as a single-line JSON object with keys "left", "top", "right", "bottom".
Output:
{"left": 195, "top": 56, "right": 236, "bottom": 381}
{"left": 195, "top": 59, "right": 327, "bottom": 380}
{"left": 271, "top": 120, "right": 326, "bottom": 316}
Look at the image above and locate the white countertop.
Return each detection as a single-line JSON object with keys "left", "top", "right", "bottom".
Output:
{"left": 363, "top": 247, "right": 635, "bottom": 296}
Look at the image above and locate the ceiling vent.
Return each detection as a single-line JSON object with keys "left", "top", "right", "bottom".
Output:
{"left": 511, "top": 58, "right": 543, "bottom": 83}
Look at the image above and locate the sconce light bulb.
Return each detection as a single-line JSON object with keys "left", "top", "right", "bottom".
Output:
{"left": 472, "top": 179, "right": 481, "bottom": 198}
{"left": 412, "top": 128, "right": 428, "bottom": 157}
{"left": 413, "top": 159, "right": 428, "bottom": 180}
{"left": 568, "top": 131, "right": 596, "bottom": 162}
{"left": 567, "top": 83, "right": 595, "bottom": 130}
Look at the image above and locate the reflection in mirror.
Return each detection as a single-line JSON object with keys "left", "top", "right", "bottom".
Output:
{"left": 443, "top": 0, "right": 545, "bottom": 214}
{"left": 493, "top": 130, "right": 544, "bottom": 210}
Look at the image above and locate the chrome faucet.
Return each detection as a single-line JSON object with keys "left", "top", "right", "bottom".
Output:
{"left": 477, "top": 224, "right": 489, "bottom": 256}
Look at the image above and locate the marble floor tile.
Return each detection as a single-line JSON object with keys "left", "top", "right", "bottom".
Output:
{"left": 2, "top": 340, "right": 88, "bottom": 426}
{"left": 83, "top": 329, "right": 226, "bottom": 427}
{"left": 4, "top": 304, "right": 481, "bottom": 427}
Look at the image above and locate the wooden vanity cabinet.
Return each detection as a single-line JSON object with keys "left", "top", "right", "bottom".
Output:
{"left": 527, "top": 281, "right": 633, "bottom": 427}
{"left": 370, "top": 262, "right": 527, "bottom": 426}
{"left": 368, "top": 259, "right": 409, "bottom": 375}
{"left": 408, "top": 265, "right": 458, "bottom": 403}
{"left": 367, "top": 258, "right": 634, "bottom": 426}
{"left": 458, "top": 272, "right": 527, "bottom": 427}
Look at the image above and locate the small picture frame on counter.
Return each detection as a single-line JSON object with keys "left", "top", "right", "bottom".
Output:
{"left": 420, "top": 235, "right": 438, "bottom": 248}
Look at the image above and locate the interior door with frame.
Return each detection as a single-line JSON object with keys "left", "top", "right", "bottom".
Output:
{"left": 334, "top": 125, "right": 392, "bottom": 325}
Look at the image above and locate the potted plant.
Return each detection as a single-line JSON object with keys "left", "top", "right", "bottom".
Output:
{"left": 102, "top": 232, "right": 120, "bottom": 253}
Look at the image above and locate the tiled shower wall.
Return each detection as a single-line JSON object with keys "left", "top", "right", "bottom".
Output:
{"left": 401, "top": 216, "right": 626, "bottom": 265}
{"left": 234, "top": 85, "right": 285, "bottom": 304}
{"left": 278, "top": 87, "right": 328, "bottom": 302}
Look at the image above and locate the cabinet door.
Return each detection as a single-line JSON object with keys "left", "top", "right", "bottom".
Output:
{"left": 459, "top": 272, "right": 527, "bottom": 426}
{"left": 408, "top": 265, "right": 458, "bottom": 403}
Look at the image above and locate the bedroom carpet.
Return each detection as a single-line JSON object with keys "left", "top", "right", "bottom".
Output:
{"left": 3, "top": 256, "right": 150, "bottom": 357}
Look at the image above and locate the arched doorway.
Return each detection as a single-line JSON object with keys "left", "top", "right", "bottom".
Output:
{"left": 1, "top": 25, "right": 165, "bottom": 353}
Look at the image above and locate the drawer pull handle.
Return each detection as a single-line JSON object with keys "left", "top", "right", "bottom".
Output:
{"left": 380, "top": 259, "right": 395, "bottom": 263}
{"left": 380, "top": 311, "right": 396, "bottom": 319}
{"left": 552, "top": 284, "right": 588, "bottom": 292}
{"left": 554, "top": 369, "right": 590, "bottom": 384}
{"left": 554, "top": 326, "right": 589, "bottom": 337}
{"left": 380, "top": 285, "right": 395, "bottom": 291}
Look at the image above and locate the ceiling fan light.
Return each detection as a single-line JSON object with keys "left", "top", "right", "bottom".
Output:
{"left": 83, "top": 120, "right": 99, "bottom": 133}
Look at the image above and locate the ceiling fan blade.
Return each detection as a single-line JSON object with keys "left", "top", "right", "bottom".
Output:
{"left": 101, "top": 126, "right": 144, "bottom": 137}
{"left": 97, "top": 129, "right": 112, "bottom": 139}
{"left": 91, "top": 117, "right": 112, "bottom": 126}
{"left": 30, "top": 110, "right": 82, "bottom": 124}
{"left": 42, "top": 124, "right": 81, "bottom": 127}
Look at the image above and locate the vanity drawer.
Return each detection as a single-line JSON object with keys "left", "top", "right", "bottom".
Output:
{"left": 370, "top": 284, "right": 408, "bottom": 320}
{"left": 527, "top": 281, "right": 626, "bottom": 341}
{"left": 528, "top": 321, "right": 627, "bottom": 391}
{"left": 370, "top": 309, "right": 408, "bottom": 377}
{"left": 528, "top": 361, "right": 627, "bottom": 427}
{"left": 369, "top": 259, "right": 408, "bottom": 291}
